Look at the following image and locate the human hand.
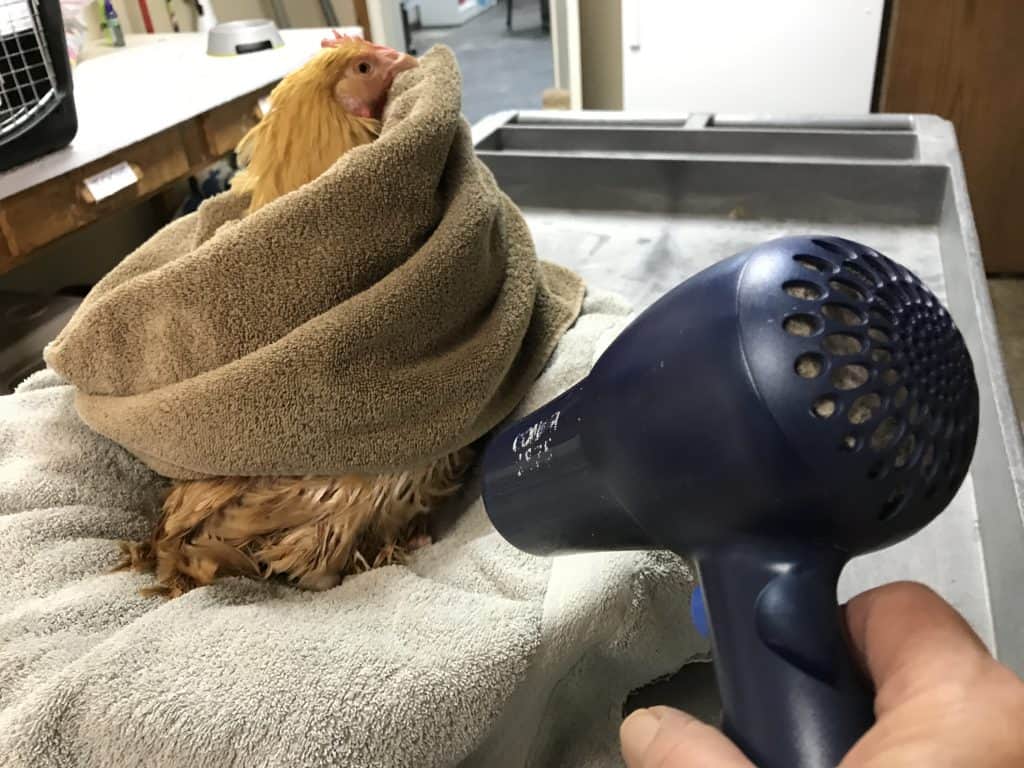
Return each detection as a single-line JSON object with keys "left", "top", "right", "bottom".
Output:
{"left": 620, "top": 581, "right": 1024, "bottom": 767}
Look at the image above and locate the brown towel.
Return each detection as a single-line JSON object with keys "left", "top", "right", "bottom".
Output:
{"left": 44, "top": 46, "right": 584, "bottom": 480}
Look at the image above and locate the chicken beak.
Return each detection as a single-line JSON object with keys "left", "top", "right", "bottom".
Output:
{"left": 386, "top": 51, "right": 418, "bottom": 80}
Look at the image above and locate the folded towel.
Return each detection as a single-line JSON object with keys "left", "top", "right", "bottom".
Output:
{"left": 43, "top": 45, "right": 584, "bottom": 480}
{"left": 0, "top": 291, "right": 709, "bottom": 768}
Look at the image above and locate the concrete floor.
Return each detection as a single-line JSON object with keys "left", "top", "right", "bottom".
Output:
{"left": 410, "top": 0, "right": 553, "bottom": 124}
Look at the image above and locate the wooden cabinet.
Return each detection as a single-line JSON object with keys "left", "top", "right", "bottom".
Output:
{"left": 879, "top": 0, "right": 1024, "bottom": 274}
{"left": 199, "top": 90, "right": 271, "bottom": 158}
{"left": 0, "top": 86, "right": 273, "bottom": 275}
{"left": 0, "top": 127, "right": 191, "bottom": 268}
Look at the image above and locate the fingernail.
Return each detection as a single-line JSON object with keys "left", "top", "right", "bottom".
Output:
{"left": 621, "top": 709, "right": 661, "bottom": 765}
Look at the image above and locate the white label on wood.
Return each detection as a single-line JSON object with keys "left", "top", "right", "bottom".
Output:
{"left": 83, "top": 162, "right": 138, "bottom": 202}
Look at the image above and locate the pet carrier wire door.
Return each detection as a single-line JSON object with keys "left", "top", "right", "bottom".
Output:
{"left": 0, "top": 0, "right": 76, "bottom": 171}
{"left": 0, "top": 0, "right": 58, "bottom": 142}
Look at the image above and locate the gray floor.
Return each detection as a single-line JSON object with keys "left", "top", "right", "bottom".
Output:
{"left": 411, "top": 1, "right": 553, "bottom": 124}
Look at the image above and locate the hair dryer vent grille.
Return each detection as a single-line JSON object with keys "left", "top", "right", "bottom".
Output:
{"left": 779, "top": 238, "right": 975, "bottom": 522}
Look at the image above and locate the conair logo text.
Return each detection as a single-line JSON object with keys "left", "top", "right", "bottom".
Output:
{"left": 511, "top": 411, "right": 561, "bottom": 475}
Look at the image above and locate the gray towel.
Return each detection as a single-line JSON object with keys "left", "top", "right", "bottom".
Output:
{"left": 0, "top": 291, "right": 710, "bottom": 768}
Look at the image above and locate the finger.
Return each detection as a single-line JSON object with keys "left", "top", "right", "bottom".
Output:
{"left": 621, "top": 707, "right": 754, "bottom": 768}
{"left": 843, "top": 581, "right": 991, "bottom": 709}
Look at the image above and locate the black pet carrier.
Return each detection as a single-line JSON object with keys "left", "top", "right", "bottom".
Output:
{"left": 0, "top": 0, "right": 77, "bottom": 172}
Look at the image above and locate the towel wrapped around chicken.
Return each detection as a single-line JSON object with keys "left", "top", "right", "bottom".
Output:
{"left": 45, "top": 45, "right": 585, "bottom": 482}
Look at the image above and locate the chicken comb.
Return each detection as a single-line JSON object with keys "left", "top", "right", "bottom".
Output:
{"left": 321, "top": 29, "right": 360, "bottom": 48}
{"left": 321, "top": 29, "right": 391, "bottom": 51}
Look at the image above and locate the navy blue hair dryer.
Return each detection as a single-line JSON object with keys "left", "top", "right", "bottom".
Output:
{"left": 481, "top": 236, "right": 979, "bottom": 768}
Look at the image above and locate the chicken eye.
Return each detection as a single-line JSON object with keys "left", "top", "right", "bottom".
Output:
{"left": 357, "top": 61, "right": 371, "bottom": 74}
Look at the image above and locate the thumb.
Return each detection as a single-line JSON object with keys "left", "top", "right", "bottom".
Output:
{"left": 621, "top": 706, "right": 755, "bottom": 768}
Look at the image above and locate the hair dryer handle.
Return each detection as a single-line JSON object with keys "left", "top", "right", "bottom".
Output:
{"left": 695, "top": 540, "right": 874, "bottom": 768}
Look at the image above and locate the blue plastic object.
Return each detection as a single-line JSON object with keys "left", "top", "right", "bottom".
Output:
{"left": 481, "top": 236, "right": 979, "bottom": 768}
{"left": 690, "top": 585, "right": 709, "bottom": 638}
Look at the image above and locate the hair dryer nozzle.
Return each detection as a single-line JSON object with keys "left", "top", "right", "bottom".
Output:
{"left": 481, "top": 382, "right": 651, "bottom": 555}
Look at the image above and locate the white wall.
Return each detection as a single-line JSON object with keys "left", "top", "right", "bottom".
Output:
{"left": 365, "top": 0, "right": 405, "bottom": 50}
{"left": 621, "top": 0, "right": 885, "bottom": 114}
